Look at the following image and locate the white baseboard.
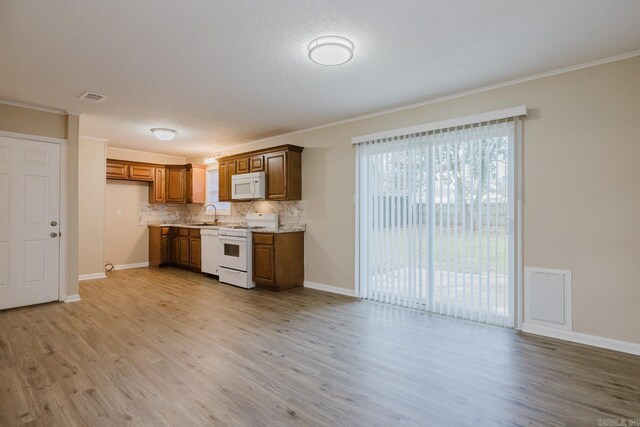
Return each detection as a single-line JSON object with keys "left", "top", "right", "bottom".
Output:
{"left": 114, "top": 262, "right": 149, "bottom": 270}
{"left": 65, "top": 294, "right": 81, "bottom": 303}
{"left": 78, "top": 272, "right": 107, "bottom": 281}
{"left": 303, "top": 281, "right": 356, "bottom": 297}
{"left": 521, "top": 322, "right": 640, "bottom": 356}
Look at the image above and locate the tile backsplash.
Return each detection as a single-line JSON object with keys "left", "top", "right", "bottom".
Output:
{"left": 139, "top": 200, "right": 306, "bottom": 227}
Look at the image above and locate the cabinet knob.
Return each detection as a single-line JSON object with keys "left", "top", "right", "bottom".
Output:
{"left": 50, "top": 232, "right": 59, "bottom": 238}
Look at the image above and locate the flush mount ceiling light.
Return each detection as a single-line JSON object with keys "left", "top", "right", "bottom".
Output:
{"left": 307, "top": 36, "right": 354, "bottom": 66}
{"left": 203, "top": 153, "right": 221, "bottom": 165}
{"left": 203, "top": 156, "right": 217, "bottom": 165}
{"left": 151, "top": 128, "right": 178, "bottom": 141}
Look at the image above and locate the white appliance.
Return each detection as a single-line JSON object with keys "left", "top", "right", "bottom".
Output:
{"left": 218, "top": 213, "right": 278, "bottom": 289}
{"left": 231, "top": 171, "right": 265, "bottom": 200}
{"left": 201, "top": 228, "right": 222, "bottom": 276}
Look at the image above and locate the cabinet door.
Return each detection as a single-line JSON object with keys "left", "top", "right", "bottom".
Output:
{"left": 106, "top": 161, "right": 129, "bottom": 179}
{"left": 265, "top": 151, "right": 287, "bottom": 199}
{"left": 166, "top": 167, "right": 186, "bottom": 203}
{"left": 176, "top": 236, "right": 190, "bottom": 266}
{"left": 149, "top": 167, "right": 166, "bottom": 203}
{"left": 218, "top": 161, "right": 230, "bottom": 202}
{"left": 129, "top": 165, "right": 154, "bottom": 181}
{"left": 249, "top": 155, "right": 264, "bottom": 172}
{"left": 187, "top": 165, "right": 206, "bottom": 204}
{"left": 189, "top": 237, "right": 201, "bottom": 269}
{"left": 218, "top": 160, "right": 235, "bottom": 202}
{"left": 236, "top": 157, "right": 250, "bottom": 174}
{"left": 161, "top": 235, "right": 172, "bottom": 264}
{"left": 253, "top": 244, "right": 275, "bottom": 285}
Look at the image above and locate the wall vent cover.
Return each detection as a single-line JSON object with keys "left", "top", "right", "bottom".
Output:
{"left": 79, "top": 91, "right": 105, "bottom": 102}
{"left": 524, "top": 267, "right": 572, "bottom": 330}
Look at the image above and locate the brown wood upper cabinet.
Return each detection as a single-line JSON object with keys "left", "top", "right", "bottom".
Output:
{"left": 218, "top": 160, "right": 236, "bottom": 202}
{"left": 217, "top": 145, "right": 303, "bottom": 201}
{"left": 154, "top": 164, "right": 205, "bottom": 204}
{"left": 106, "top": 160, "right": 129, "bottom": 179}
{"left": 149, "top": 167, "right": 166, "bottom": 203}
{"left": 106, "top": 159, "right": 206, "bottom": 204}
{"left": 186, "top": 164, "right": 206, "bottom": 204}
{"left": 106, "top": 159, "right": 155, "bottom": 182}
{"left": 129, "top": 164, "right": 154, "bottom": 181}
{"left": 235, "top": 157, "right": 250, "bottom": 174}
{"left": 165, "top": 166, "right": 186, "bottom": 203}
{"left": 250, "top": 155, "right": 264, "bottom": 172}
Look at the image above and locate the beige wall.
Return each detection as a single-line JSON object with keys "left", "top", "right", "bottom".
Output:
{"left": 0, "top": 103, "right": 80, "bottom": 297}
{"left": 79, "top": 137, "right": 106, "bottom": 275}
{"left": 0, "top": 103, "right": 67, "bottom": 139}
{"left": 188, "top": 56, "right": 640, "bottom": 345}
{"left": 107, "top": 146, "right": 186, "bottom": 165}
{"left": 104, "top": 147, "right": 186, "bottom": 266}
{"left": 105, "top": 180, "right": 150, "bottom": 266}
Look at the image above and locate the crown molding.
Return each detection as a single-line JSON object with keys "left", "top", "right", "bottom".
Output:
{"left": 0, "top": 98, "right": 68, "bottom": 115}
{"left": 106, "top": 145, "right": 187, "bottom": 161}
{"left": 79, "top": 135, "right": 108, "bottom": 142}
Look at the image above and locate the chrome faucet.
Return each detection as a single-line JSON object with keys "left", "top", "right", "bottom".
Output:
{"left": 203, "top": 204, "right": 219, "bottom": 224}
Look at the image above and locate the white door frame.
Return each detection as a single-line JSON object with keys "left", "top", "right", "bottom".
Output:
{"left": 0, "top": 130, "right": 70, "bottom": 302}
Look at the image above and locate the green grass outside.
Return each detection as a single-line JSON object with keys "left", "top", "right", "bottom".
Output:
{"left": 370, "top": 227, "right": 508, "bottom": 274}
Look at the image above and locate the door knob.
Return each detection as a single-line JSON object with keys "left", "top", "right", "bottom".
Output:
{"left": 50, "top": 220, "right": 58, "bottom": 226}
{"left": 50, "top": 232, "right": 58, "bottom": 238}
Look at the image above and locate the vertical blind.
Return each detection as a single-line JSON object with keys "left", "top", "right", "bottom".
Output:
{"left": 356, "top": 119, "right": 516, "bottom": 327}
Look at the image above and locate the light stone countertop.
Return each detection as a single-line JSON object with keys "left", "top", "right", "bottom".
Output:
{"left": 147, "top": 223, "right": 306, "bottom": 233}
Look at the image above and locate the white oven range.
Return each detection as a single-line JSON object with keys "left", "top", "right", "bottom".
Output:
{"left": 217, "top": 213, "right": 278, "bottom": 289}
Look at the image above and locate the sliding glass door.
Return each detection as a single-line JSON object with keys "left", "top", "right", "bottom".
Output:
{"left": 356, "top": 120, "right": 516, "bottom": 327}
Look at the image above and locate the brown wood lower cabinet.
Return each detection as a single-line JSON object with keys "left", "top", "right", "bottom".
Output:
{"left": 175, "top": 235, "right": 190, "bottom": 266}
{"left": 189, "top": 231, "right": 201, "bottom": 269}
{"left": 252, "top": 232, "right": 304, "bottom": 291}
{"left": 149, "top": 226, "right": 201, "bottom": 272}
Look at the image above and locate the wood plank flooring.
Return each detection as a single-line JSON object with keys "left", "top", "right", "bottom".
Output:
{"left": 0, "top": 267, "right": 639, "bottom": 426}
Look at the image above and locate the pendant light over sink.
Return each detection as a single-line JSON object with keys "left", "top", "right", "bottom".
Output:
{"left": 307, "top": 36, "right": 354, "bottom": 66}
{"left": 151, "top": 128, "right": 178, "bottom": 141}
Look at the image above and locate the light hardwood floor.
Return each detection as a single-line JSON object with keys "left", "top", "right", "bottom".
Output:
{"left": 0, "top": 268, "right": 639, "bottom": 426}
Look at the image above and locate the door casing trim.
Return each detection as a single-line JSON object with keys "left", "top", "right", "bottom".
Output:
{"left": 0, "top": 130, "right": 69, "bottom": 303}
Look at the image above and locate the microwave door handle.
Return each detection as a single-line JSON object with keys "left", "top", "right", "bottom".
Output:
{"left": 250, "top": 180, "right": 255, "bottom": 197}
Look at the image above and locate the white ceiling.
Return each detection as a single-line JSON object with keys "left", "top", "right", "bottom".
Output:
{"left": 1, "top": 0, "right": 639, "bottom": 156}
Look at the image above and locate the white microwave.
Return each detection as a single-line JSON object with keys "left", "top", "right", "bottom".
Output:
{"left": 231, "top": 171, "right": 266, "bottom": 200}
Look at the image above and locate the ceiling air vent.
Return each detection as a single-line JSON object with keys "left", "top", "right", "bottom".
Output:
{"left": 79, "top": 91, "right": 105, "bottom": 102}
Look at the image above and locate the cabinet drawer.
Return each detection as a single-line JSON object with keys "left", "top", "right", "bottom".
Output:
{"left": 106, "top": 161, "right": 129, "bottom": 179}
{"left": 178, "top": 228, "right": 189, "bottom": 236}
{"left": 129, "top": 165, "right": 154, "bottom": 181}
{"left": 189, "top": 228, "right": 201, "bottom": 237}
{"left": 253, "top": 233, "right": 274, "bottom": 245}
{"left": 160, "top": 227, "right": 172, "bottom": 235}
{"left": 220, "top": 267, "right": 249, "bottom": 288}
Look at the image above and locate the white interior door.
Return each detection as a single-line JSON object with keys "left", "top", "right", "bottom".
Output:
{"left": 0, "top": 136, "right": 60, "bottom": 310}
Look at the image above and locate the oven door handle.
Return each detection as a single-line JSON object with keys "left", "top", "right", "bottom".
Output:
{"left": 219, "top": 236, "right": 247, "bottom": 242}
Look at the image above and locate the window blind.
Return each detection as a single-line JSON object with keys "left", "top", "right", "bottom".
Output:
{"left": 356, "top": 111, "right": 522, "bottom": 327}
